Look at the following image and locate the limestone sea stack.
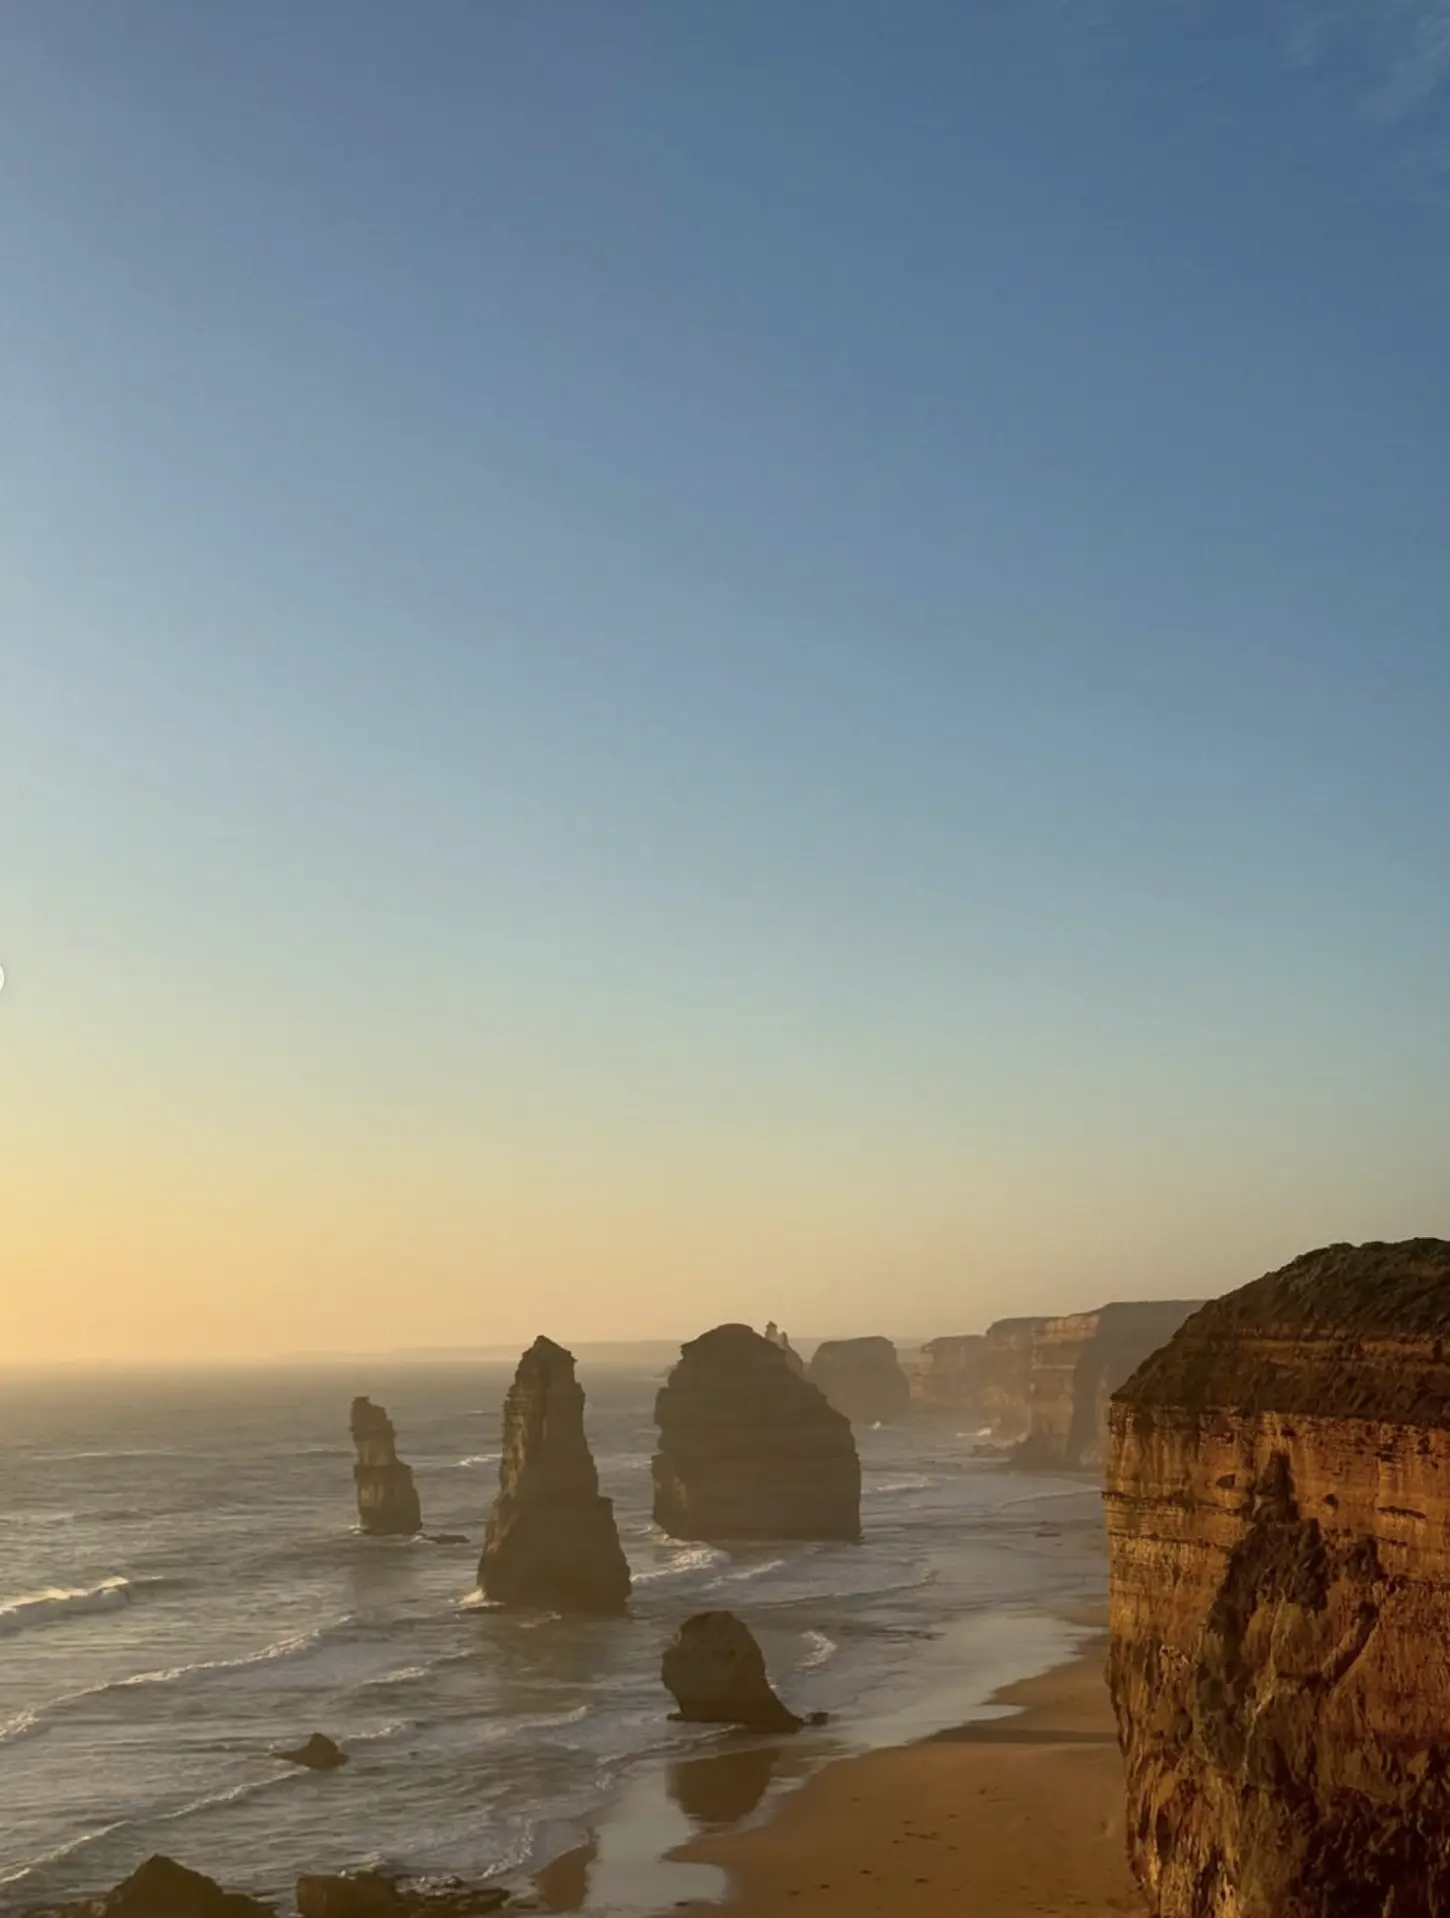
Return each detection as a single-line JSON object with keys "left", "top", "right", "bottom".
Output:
{"left": 763, "top": 1321, "right": 805, "bottom": 1376}
{"left": 977, "top": 1316, "right": 1049, "bottom": 1437}
{"left": 1014, "top": 1299, "right": 1203, "bottom": 1470}
{"left": 653, "top": 1324, "right": 861, "bottom": 1541}
{"left": 661, "top": 1610, "right": 804, "bottom": 1730}
{"left": 807, "top": 1335, "right": 912, "bottom": 1425}
{"left": 1106, "top": 1239, "right": 1450, "bottom": 1918}
{"left": 350, "top": 1398, "right": 422, "bottom": 1536}
{"left": 477, "top": 1337, "right": 631, "bottom": 1612}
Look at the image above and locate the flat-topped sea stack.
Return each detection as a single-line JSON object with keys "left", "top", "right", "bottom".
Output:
{"left": 1014, "top": 1299, "right": 1202, "bottom": 1470}
{"left": 908, "top": 1334, "right": 987, "bottom": 1418}
{"left": 350, "top": 1397, "right": 422, "bottom": 1535}
{"left": 1106, "top": 1239, "right": 1450, "bottom": 1918}
{"left": 807, "top": 1336, "right": 911, "bottom": 1425}
{"left": 978, "top": 1316, "right": 1049, "bottom": 1436}
{"left": 653, "top": 1323, "right": 861, "bottom": 1541}
{"left": 477, "top": 1337, "right": 631, "bottom": 1612}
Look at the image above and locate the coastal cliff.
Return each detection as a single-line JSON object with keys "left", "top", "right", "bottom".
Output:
{"left": 978, "top": 1317, "right": 1048, "bottom": 1437}
{"left": 1015, "top": 1299, "right": 1202, "bottom": 1470}
{"left": 653, "top": 1324, "right": 861, "bottom": 1541}
{"left": 349, "top": 1398, "right": 422, "bottom": 1535}
{"left": 478, "top": 1337, "right": 631, "bottom": 1611}
{"left": 908, "top": 1334, "right": 987, "bottom": 1418}
{"left": 807, "top": 1336, "right": 911, "bottom": 1424}
{"left": 1106, "top": 1239, "right": 1450, "bottom": 1918}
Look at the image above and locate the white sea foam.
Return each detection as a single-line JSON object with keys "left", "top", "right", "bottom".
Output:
{"left": 799, "top": 1628, "right": 838, "bottom": 1669}
{"left": 712, "top": 1557, "right": 786, "bottom": 1585}
{"left": 0, "top": 1577, "right": 132, "bottom": 1636}
{"left": 630, "top": 1544, "right": 726, "bottom": 1585}
{"left": 454, "top": 1453, "right": 499, "bottom": 1467}
{"left": 872, "top": 1473, "right": 934, "bottom": 1494}
{"left": 112, "top": 1621, "right": 335, "bottom": 1691}
{"left": 0, "top": 1821, "right": 126, "bottom": 1889}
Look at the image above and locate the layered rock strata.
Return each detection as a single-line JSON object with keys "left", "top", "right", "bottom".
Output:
{"left": 349, "top": 1398, "right": 422, "bottom": 1536}
{"left": 653, "top": 1324, "right": 861, "bottom": 1541}
{"left": 477, "top": 1337, "right": 631, "bottom": 1612}
{"left": 1015, "top": 1299, "right": 1202, "bottom": 1470}
{"left": 978, "top": 1317, "right": 1049, "bottom": 1437}
{"left": 806, "top": 1335, "right": 911, "bottom": 1425}
{"left": 1106, "top": 1238, "right": 1450, "bottom": 1918}
{"left": 661, "top": 1610, "right": 803, "bottom": 1730}
{"left": 908, "top": 1333, "right": 987, "bottom": 1418}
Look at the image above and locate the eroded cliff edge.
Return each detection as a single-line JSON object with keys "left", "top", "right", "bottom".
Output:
{"left": 1016, "top": 1299, "right": 1202, "bottom": 1470}
{"left": 1105, "top": 1238, "right": 1450, "bottom": 1918}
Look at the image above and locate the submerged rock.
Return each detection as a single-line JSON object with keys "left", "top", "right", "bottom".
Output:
{"left": 349, "top": 1398, "right": 422, "bottom": 1536}
{"left": 275, "top": 1732, "right": 348, "bottom": 1771}
{"left": 1013, "top": 1299, "right": 1203, "bottom": 1470}
{"left": 45, "top": 1854, "right": 275, "bottom": 1917}
{"left": 806, "top": 1336, "right": 911, "bottom": 1425}
{"left": 652, "top": 1324, "right": 860, "bottom": 1541}
{"left": 1106, "top": 1238, "right": 1450, "bottom": 1918}
{"left": 296, "top": 1876, "right": 508, "bottom": 1917}
{"left": 661, "top": 1611, "right": 803, "bottom": 1730}
{"left": 477, "top": 1336, "right": 631, "bottom": 1612}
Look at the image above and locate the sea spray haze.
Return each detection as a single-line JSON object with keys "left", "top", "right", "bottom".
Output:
{"left": 1, "top": 1361, "right": 1104, "bottom": 1908}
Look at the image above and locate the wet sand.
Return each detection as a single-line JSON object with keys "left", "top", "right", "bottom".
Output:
{"left": 662, "top": 1640, "right": 1143, "bottom": 1917}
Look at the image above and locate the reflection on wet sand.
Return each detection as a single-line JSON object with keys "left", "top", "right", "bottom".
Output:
{"left": 669, "top": 1743, "right": 779, "bottom": 1828}
{"left": 534, "top": 1837, "right": 596, "bottom": 1911}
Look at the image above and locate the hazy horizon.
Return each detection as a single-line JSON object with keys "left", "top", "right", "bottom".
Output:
{"left": 4, "top": 2, "right": 1449, "bottom": 1366}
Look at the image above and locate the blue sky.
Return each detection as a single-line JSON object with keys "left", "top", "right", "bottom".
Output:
{"left": 2, "top": 2, "right": 1448, "bottom": 1359}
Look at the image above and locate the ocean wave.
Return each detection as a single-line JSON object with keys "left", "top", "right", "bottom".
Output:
{"left": 114, "top": 1621, "right": 340, "bottom": 1692}
{"left": 454, "top": 1453, "right": 499, "bottom": 1468}
{"left": 0, "top": 1577, "right": 132, "bottom": 1636}
{"left": 709, "top": 1557, "right": 786, "bottom": 1586}
{"left": 455, "top": 1588, "right": 500, "bottom": 1612}
{"left": 0, "top": 1619, "right": 345, "bottom": 1745}
{"left": 32, "top": 1448, "right": 185, "bottom": 1463}
{"left": 0, "top": 1820, "right": 127, "bottom": 1890}
{"left": 630, "top": 1544, "right": 726, "bottom": 1586}
{"left": 870, "top": 1473, "right": 935, "bottom": 1494}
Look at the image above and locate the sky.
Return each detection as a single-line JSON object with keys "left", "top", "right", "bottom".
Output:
{"left": 2, "top": 1, "right": 1449, "bottom": 1364}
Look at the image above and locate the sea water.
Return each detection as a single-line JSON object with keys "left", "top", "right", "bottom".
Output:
{"left": 0, "top": 1363, "right": 1105, "bottom": 1911}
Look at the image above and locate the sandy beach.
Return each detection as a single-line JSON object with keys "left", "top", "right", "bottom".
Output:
{"left": 663, "top": 1638, "right": 1142, "bottom": 1918}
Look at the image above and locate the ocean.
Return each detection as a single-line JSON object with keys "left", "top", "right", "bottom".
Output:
{"left": 0, "top": 1362, "right": 1106, "bottom": 1913}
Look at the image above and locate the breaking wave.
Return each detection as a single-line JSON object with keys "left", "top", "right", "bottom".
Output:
{"left": 0, "top": 1577, "right": 133, "bottom": 1636}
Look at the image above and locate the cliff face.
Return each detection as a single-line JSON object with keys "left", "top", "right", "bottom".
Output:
{"left": 978, "top": 1317, "right": 1049, "bottom": 1437}
{"left": 1015, "top": 1300, "right": 1202, "bottom": 1470}
{"left": 349, "top": 1397, "right": 422, "bottom": 1535}
{"left": 1106, "top": 1239, "right": 1450, "bottom": 1918}
{"left": 908, "top": 1334, "right": 987, "bottom": 1418}
{"left": 807, "top": 1336, "right": 912, "bottom": 1425}
{"left": 653, "top": 1324, "right": 861, "bottom": 1541}
{"left": 478, "top": 1337, "right": 631, "bottom": 1612}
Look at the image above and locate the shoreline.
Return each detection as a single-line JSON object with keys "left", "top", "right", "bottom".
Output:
{"left": 654, "top": 1626, "right": 1141, "bottom": 1917}
{"left": 518, "top": 1598, "right": 1132, "bottom": 1917}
